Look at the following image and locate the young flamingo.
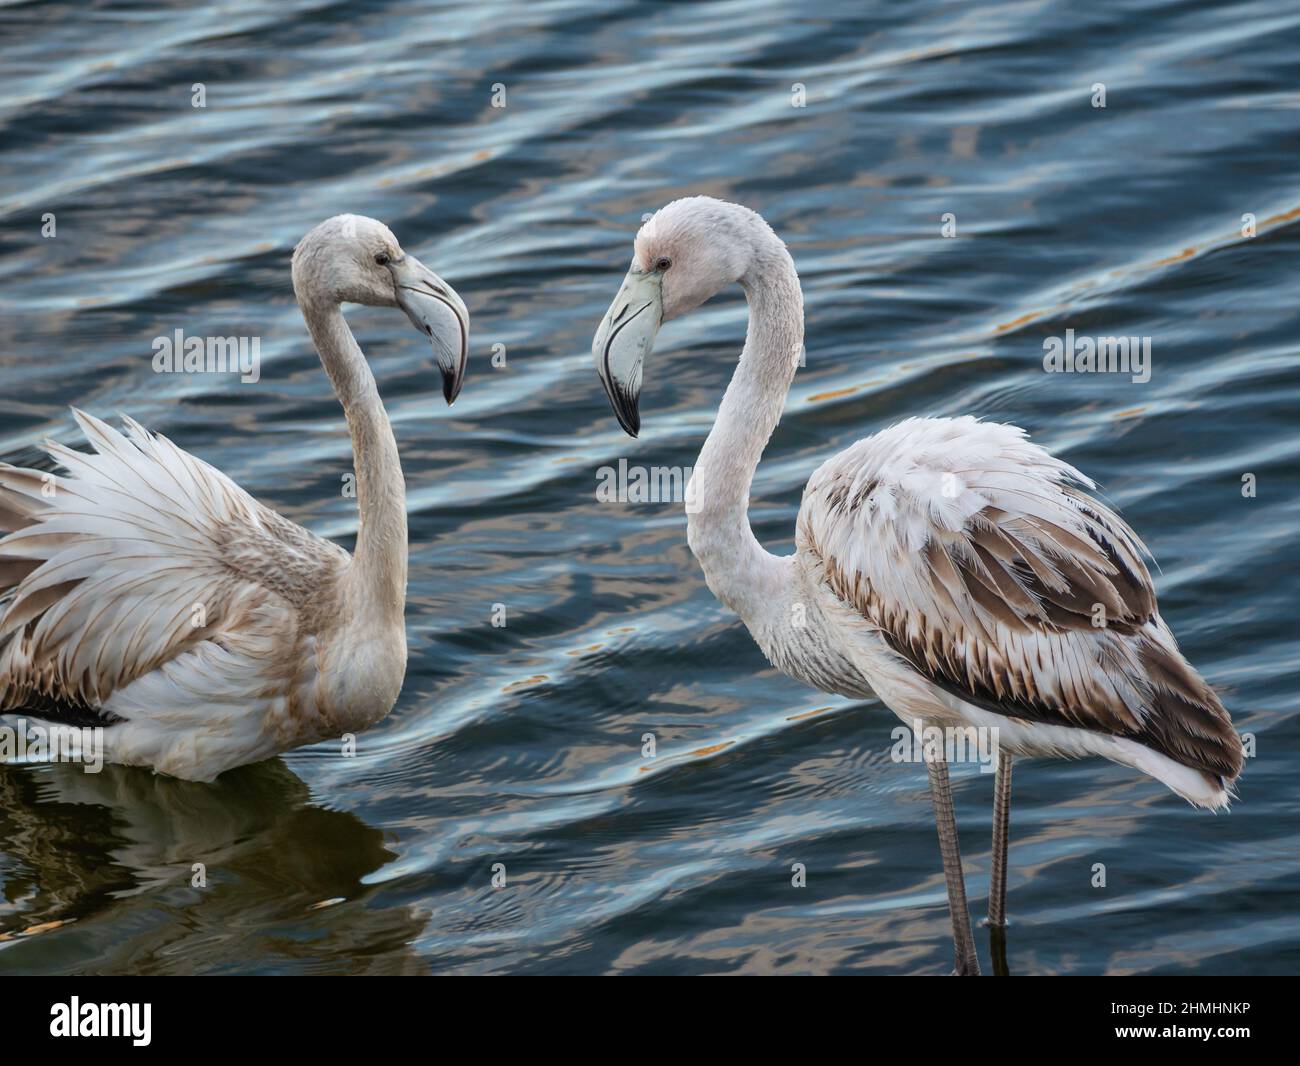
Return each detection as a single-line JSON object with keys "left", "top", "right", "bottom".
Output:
{"left": 591, "top": 196, "right": 1242, "bottom": 975}
{"left": 0, "top": 215, "right": 469, "bottom": 782}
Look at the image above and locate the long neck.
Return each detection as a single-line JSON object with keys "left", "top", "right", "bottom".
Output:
{"left": 301, "top": 299, "right": 408, "bottom": 624}
{"left": 686, "top": 242, "right": 803, "bottom": 617}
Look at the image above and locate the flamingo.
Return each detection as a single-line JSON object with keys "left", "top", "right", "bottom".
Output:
{"left": 591, "top": 196, "right": 1242, "bottom": 975}
{"left": 0, "top": 215, "right": 469, "bottom": 782}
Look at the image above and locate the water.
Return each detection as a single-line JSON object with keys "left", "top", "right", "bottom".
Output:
{"left": 0, "top": 0, "right": 1296, "bottom": 975}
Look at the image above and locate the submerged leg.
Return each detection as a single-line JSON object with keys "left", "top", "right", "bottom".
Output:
{"left": 926, "top": 754, "right": 980, "bottom": 976}
{"left": 988, "top": 750, "right": 1013, "bottom": 976}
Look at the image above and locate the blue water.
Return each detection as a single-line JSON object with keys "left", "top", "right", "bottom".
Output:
{"left": 0, "top": 0, "right": 1297, "bottom": 974}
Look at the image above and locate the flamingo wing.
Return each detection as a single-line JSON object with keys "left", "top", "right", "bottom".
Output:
{"left": 796, "top": 416, "right": 1242, "bottom": 792}
{"left": 0, "top": 409, "right": 348, "bottom": 723}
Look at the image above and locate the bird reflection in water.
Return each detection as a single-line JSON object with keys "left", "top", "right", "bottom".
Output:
{"left": 0, "top": 759, "right": 427, "bottom": 974}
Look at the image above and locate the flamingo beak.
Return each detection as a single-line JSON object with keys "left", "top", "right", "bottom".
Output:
{"left": 592, "top": 266, "right": 663, "bottom": 437}
{"left": 392, "top": 254, "right": 470, "bottom": 404}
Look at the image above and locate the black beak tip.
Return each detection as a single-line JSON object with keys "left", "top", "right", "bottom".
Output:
{"left": 610, "top": 392, "right": 640, "bottom": 437}
{"left": 598, "top": 370, "right": 641, "bottom": 437}
{"left": 441, "top": 365, "right": 463, "bottom": 405}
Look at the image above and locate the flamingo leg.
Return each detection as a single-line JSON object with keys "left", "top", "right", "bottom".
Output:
{"left": 988, "top": 750, "right": 1013, "bottom": 975}
{"left": 989, "top": 751, "right": 1012, "bottom": 926}
{"left": 926, "top": 754, "right": 980, "bottom": 975}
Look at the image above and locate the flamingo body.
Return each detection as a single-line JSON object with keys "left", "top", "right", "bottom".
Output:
{"left": 591, "top": 195, "right": 1242, "bottom": 972}
{"left": 0, "top": 215, "right": 469, "bottom": 780}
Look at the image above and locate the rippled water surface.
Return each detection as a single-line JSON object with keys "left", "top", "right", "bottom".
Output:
{"left": 1, "top": 0, "right": 1297, "bottom": 975}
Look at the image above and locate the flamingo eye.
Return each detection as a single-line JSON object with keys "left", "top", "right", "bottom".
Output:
{"left": 654, "top": 256, "right": 672, "bottom": 272}
{"left": 374, "top": 252, "right": 391, "bottom": 266}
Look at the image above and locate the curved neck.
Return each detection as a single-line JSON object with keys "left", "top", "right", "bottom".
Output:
{"left": 300, "top": 298, "right": 407, "bottom": 624}
{"left": 686, "top": 241, "right": 803, "bottom": 616}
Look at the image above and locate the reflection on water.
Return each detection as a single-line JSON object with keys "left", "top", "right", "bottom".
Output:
{"left": 0, "top": 0, "right": 1297, "bottom": 973}
{"left": 0, "top": 762, "right": 426, "bottom": 975}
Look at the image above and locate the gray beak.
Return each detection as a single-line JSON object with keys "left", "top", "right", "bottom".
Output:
{"left": 591, "top": 266, "right": 663, "bottom": 437}
{"left": 392, "top": 254, "right": 470, "bottom": 404}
